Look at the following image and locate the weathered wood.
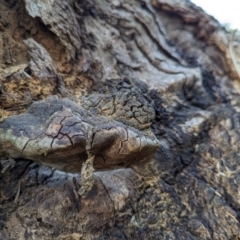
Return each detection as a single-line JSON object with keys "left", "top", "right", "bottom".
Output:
{"left": 1, "top": 0, "right": 240, "bottom": 239}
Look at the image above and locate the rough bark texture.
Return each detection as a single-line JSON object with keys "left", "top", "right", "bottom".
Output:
{"left": 1, "top": 0, "right": 240, "bottom": 239}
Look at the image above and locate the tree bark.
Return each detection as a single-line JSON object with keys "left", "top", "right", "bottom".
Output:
{"left": 1, "top": 0, "right": 240, "bottom": 239}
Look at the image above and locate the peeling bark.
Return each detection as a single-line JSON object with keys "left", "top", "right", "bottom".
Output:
{"left": 1, "top": 0, "right": 240, "bottom": 239}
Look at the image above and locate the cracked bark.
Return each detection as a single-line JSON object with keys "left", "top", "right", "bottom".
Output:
{"left": 1, "top": 0, "right": 240, "bottom": 239}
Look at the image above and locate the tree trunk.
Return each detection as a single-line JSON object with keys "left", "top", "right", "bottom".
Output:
{"left": 1, "top": 0, "right": 240, "bottom": 239}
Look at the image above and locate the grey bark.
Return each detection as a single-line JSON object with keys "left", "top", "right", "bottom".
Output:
{"left": 1, "top": 0, "right": 240, "bottom": 239}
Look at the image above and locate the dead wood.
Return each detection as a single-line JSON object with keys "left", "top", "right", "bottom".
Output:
{"left": 1, "top": 0, "right": 240, "bottom": 239}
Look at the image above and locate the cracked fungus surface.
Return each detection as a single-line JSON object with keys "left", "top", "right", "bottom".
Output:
{"left": 0, "top": 95, "right": 159, "bottom": 173}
